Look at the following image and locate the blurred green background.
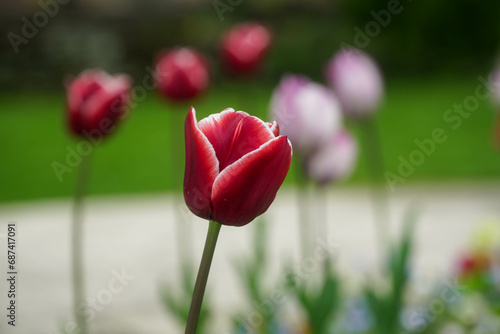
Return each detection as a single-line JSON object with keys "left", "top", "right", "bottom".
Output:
{"left": 1, "top": 0, "right": 500, "bottom": 202}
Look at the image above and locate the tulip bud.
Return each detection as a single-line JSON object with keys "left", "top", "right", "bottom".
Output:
{"left": 155, "top": 47, "right": 210, "bottom": 101}
{"left": 184, "top": 107, "right": 292, "bottom": 226}
{"left": 66, "top": 70, "right": 131, "bottom": 139}
{"left": 326, "top": 49, "right": 384, "bottom": 118}
{"left": 306, "top": 130, "right": 358, "bottom": 185}
{"left": 221, "top": 22, "right": 272, "bottom": 76}
{"left": 270, "top": 75, "right": 343, "bottom": 155}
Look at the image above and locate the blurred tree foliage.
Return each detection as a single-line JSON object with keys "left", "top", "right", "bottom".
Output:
{"left": 1, "top": 0, "right": 499, "bottom": 90}
{"left": 340, "top": 0, "right": 500, "bottom": 75}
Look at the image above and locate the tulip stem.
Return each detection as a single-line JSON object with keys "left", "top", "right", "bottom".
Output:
{"left": 168, "top": 105, "right": 193, "bottom": 267}
{"left": 358, "top": 118, "right": 390, "bottom": 260}
{"left": 72, "top": 149, "right": 92, "bottom": 334}
{"left": 185, "top": 220, "right": 222, "bottom": 334}
{"left": 316, "top": 185, "right": 329, "bottom": 241}
{"left": 294, "top": 159, "right": 312, "bottom": 259}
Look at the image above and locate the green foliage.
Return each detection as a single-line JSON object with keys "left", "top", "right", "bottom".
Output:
{"left": 340, "top": 0, "right": 500, "bottom": 74}
{"left": 160, "top": 261, "right": 210, "bottom": 333}
{"left": 232, "top": 218, "right": 275, "bottom": 333}
{"left": 287, "top": 260, "right": 340, "bottom": 334}
{"left": 237, "top": 219, "right": 268, "bottom": 302}
{"left": 364, "top": 208, "right": 416, "bottom": 334}
{"left": 1, "top": 76, "right": 500, "bottom": 203}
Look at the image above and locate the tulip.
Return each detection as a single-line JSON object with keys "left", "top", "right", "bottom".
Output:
{"left": 184, "top": 107, "right": 292, "bottom": 334}
{"left": 221, "top": 22, "right": 272, "bottom": 76}
{"left": 184, "top": 107, "right": 292, "bottom": 227}
{"left": 307, "top": 129, "right": 358, "bottom": 185}
{"left": 155, "top": 47, "right": 210, "bottom": 101}
{"left": 327, "top": 50, "right": 387, "bottom": 257}
{"left": 457, "top": 252, "right": 490, "bottom": 278}
{"left": 270, "top": 75, "right": 343, "bottom": 155}
{"left": 65, "top": 69, "right": 131, "bottom": 334}
{"left": 326, "top": 49, "right": 383, "bottom": 118}
{"left": 66, "top": 70, "right": 131, "bottom": 138}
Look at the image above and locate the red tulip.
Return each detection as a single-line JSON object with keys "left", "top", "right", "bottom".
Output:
{"left": 184, "top": 107, "right": 292, "bottom": 226}
{"left": 155, "top": 47, "right": 210, "bottom": 101}
{"left": 457, "top": 252, "right": 490, "bottom": 277}
{"left": 221, "top": 22, "right": 272, "bottom": 76}
{"left": 66, "top": 70, "right": 131, "bottom": 139}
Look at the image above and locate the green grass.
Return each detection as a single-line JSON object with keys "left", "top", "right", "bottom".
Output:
{"left": 1, "top": 75, "right": 499, "bottom": 203}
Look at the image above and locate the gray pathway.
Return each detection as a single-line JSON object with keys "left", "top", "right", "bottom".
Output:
{"left": 0, "top": 183, "right": 499, "bottom": 333}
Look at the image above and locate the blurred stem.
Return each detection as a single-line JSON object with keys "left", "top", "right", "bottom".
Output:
{"left": 168, "top": 104, "right": 187, "bottom": 191}
{"left": 316, "top": 185, "right": 329, "bottom": 243}
{"left": 358, "top": 117, "right": 390, "bottom": 261}
{"left": 168, "top": 104, "right": 193, "bottom": 267}
{"left": 185, "top": 220, "right": 221, "bottom": 334}
{"left": 237, "top": 77, "right": 258, "bottom": 112}
{"left": 295, "top": 158, "right": 312, "bottom": 259}
{"left": 71, "top": 149, "right": 92, "bottom": 334}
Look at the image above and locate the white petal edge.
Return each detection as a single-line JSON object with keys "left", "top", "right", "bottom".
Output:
{"left": 188, "top": 107, "right": 220, "bottom": 177}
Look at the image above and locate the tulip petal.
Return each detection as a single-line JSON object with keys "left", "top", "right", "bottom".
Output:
{"left": 198, "top": 109, "right": 247, "bottom": 167}
{"left": 184, "top": 107, "right": 219, "bottom": 220}
{"left": 222, "top": 116, "right": 275, "bottom": 168}
{"left": 156, "top": 48, "right": 210, "bottom": 101}
{"left": 307, "top": 130, "right": 358, "bottom": 184}
{"left": 268, "top": 121, "right": 279, "bottom": 137}
{"left": 211, "top": 136, "right": 292, "bottom": 226}
{"left": 200, "top": 112, "right": 275, "bottom": 170}
{"left": 66, "top": 71, "right": 106, "bottom": 134}
{"left": 81, "top": 75, "right": 131, "bottom": 134}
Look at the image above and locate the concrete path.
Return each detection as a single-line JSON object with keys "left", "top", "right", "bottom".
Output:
{"left": 0, "top": 182, "right": 499, "bottom": 333}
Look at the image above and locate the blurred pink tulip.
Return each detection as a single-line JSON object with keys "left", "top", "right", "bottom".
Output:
{"left": 270, "top": 75, "right": 343, "bottom": 155}
{"left": 326, "top": 49, "right": 384, "bottom": 118}
{"left": 306, "top": 130, "right": 358, "bottom": 185}
{"left": 221, "top": 22, "right": 272, "bottom": 76}
{"left": 491, "top": 66, "right": 500, "bottom": 107}
{"left": 155, "top": 47, "right": 210, "bottom": 101}
{"left": 66, "top": 70, "right": 131, "bottom": 139}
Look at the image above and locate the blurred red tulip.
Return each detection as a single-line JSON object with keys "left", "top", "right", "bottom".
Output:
{"left": 457, "top": 252, "right": 490, "bottom": 277}
{"left": 155, "top": 47, "right": 210, "bottom": 101}
{"left": 66, "top": 70, "right": 131, "bottom": 139}
{"left": 184, "top": 107, "right": 292, "bottom": 226}
{"left": 221, "top": 22, "right": 272, "bottom": 76}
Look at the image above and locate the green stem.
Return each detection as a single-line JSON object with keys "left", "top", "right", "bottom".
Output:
{"left": 358, "top": 118, "right": 390, "bottom": 260}
{"left": 316, "top": 185, "right": 328, "bottom": 243}
{"left": 168, "top": 103, "right": 187, "bottom": 191}
{"left": 168, "top": 104, "right": 193, "bottom": 270}
{"left": 294, "top": 158, "right": 312, "bottom": 259}
{"left": 185, "top": 220, "right": 222, "bottom": 334}
{"left": 72, "top": 149, "right": 92, "bottom": 334}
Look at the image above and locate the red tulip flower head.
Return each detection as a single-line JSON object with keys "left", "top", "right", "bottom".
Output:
{"left": 155, "top": 47, "right": 210, "bottom": 101}
{"left": 221, "top": 22, "right": 272, "bottom": 76}
{"left": 66, "top": 70, "right": 131, "bottom": 139}
{"left": 184, "top": 107, "right": 292, "bottom": 226}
